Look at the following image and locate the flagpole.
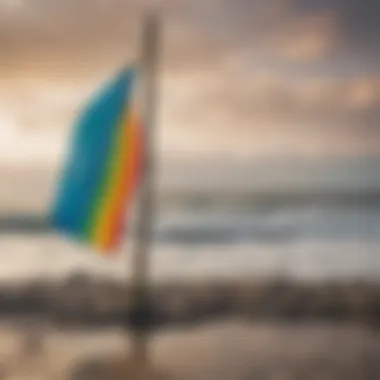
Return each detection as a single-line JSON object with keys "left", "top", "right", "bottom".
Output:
{"left": 128, "top": 4, "right": 160, "bottom": 373}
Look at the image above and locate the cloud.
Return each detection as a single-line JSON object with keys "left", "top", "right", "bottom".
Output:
{"left": 272, "top": 11, "right": 337, "bottom": 62}
{"left": 157, "top": 65, "right": 380, "bottom": 157}
{"left": 0, "top": 0, "right": 24, "bottom": 12}
{"left": 336, "top": 0, "right": 380, "bottom": 54}
{"left": 0, "top": 0, "right": 331, "bottom": 74}
{"left": 0, "top": 0, "right": 378, "bottom": 161}
{"left": 0, "top": 0, "right": 377, "bottom": 74}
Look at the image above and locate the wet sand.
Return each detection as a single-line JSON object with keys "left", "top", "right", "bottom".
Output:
{"left": 0, "top": 320, "right": 379, "bottom": 379}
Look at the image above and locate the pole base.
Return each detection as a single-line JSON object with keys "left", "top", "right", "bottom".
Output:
{"left": 126, "top": 289, "right": 156, "bottom": 333}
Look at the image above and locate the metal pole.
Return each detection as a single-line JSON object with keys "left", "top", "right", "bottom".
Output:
{"left": 129, "top": 6, "right": 160, "bottom": 373}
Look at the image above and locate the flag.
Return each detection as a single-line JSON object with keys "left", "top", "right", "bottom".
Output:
{"left": 51, "top": 66, "right": 143, "bottom": 254}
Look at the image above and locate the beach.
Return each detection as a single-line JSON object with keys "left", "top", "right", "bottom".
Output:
{"left": 0, "top": 277, "right": 378, "bottom": 379}
{"left": 0, "top": 320, "right": 379, "bottom": 380}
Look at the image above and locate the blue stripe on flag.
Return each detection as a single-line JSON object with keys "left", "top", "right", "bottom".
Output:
{"left": 51, "top": 67, "right": 136, "bottom": 241}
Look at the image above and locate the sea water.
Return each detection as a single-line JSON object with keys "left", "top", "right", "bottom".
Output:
{"left": 0, "top": 194, "right": 378, "bottom": 283}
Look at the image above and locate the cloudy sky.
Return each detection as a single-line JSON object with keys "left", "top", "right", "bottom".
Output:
{"left": 0, "top": 0, "right": 378, "bottom": 164}
{"left": 0, "top": 1, "right": 378, "bottom": 279}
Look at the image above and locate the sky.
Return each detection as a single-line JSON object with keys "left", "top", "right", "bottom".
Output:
{"left": 0, "top": 1, "right": 378, "bottom": 280}
{"left": 0, "top": 0, "right": 378, "bottom": 164}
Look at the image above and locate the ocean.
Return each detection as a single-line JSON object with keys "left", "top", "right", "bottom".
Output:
{"left": 0, "top": 192, "right": 378, "bottom": 283}
{"left": 0, "top": 158, "right": 379, "bottom": 283}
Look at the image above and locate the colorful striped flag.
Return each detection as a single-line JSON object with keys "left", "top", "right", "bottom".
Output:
{"left": 51, "top": 66, "right": 143, "bottom": 254}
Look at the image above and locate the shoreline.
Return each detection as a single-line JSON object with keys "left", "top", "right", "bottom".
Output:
{"left": 0, "top": 276, "right": 378, "bottom": 329}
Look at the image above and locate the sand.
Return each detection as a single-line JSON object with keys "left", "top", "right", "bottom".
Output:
{"left": 0, "top": 320, "right": 379, "bottom": 379}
